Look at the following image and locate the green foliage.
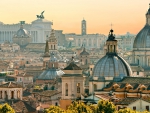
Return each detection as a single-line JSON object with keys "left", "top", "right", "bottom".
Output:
{"left": 44, "top": 100, "right": 150, "bottom": 113}
{"left": 0, "top": 103, "right": 15, "bottom": 113}
{"left": 66, "top": 101, "right": 94, "bottom": 113}
{"left": 96, "top": 100, "right": 116, "bottom": 113}
{"left": 117, "top": 108, "right": 150, "bottom": 113}
{"left": 44, "top": 105, "right": 64, "bottom": 113}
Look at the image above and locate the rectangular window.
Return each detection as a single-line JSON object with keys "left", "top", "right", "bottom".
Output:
{"left": 133, "top": 106, "right": 136, "bottom": 110}
{"left": 137, "top": 71, "right": 139, "bottom": 75}
{"left": 65, "top": 89, "right": 68, "bottom": 96}
{"left": 146, "top": 106, "right": 149, "bottom": 111}
{"left": 118, "top": 106, "right": 121, "bottom": 110}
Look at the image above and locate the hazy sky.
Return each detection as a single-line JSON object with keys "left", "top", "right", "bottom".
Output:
{"left": 0, "top": 0, "right": 150, "bottom": 35}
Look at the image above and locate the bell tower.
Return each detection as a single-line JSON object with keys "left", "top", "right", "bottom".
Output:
{"left": 81, "top": 18, "right": 86, "bottom": 35}
{"left": 48, "top": 29, "right": 58, "bottom": 54}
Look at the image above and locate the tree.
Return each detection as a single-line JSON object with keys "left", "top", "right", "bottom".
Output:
{"left": 66, "top": 101, "right": 94, "bottom": 113}
{"left": 0, "top": 103, "right": 15, "bottom": 113}
{"left": 117, "top": 108, "right": 150, "bottom": 113}
{"left": 44, "top": 105, "right": 64, "bottom": 113}
{"left": 96, "top": 100, "right": 116, "bottom": 113}
{"left": 118, "top": 108, "right": 137, "bottom": 113}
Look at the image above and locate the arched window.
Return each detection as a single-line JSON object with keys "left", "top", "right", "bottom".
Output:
{"left": 137, "top": 59, "right": 139, "bottom": 65}
{"left": 55, "top": 102, "right": 58, "bottom": 106}
{"left": 51, "top": 45, "right": 53, "bottom": 49}
{"left": 54, "top": 45, "right": 55, "bottom": 50}
{"left": 65, "top": 83, "right": 68, "bottom": 96}
{"left": 5, "top": 91, "right": 7, "bottom": 99}
{"left": 110, "top": 45, "right": 113, "bottom": 52}
{"left": 17, "top": 90, "right": 20, "bottom": 99}
{"left": 85, "top": 59, "right": 88, "bottom": 65}
{"left": 77, "top": 83, "right": 80, "bottom": 93}
{"left": 52, "top": 64, "right": 54, "bottom": 68}
{"left": 94, "top": 84, "right": 97, "bottom": 91}
{"left": 11, "top": 91, "right": 14, "bottom": 99}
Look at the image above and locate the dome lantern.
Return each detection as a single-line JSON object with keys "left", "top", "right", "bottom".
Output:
{"left": 106, "top": 29, "right": 118, "bottom": 55}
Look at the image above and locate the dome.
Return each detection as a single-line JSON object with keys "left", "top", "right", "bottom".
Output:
{"left": 133, "top": 4, "right": 150, "bottom": 49}
{"left": 32, "top": 19, "right": 52, "bottom": 24}
{"left": 16, "top": 25, "right": 29, "bottom": 37}
{"left": 92, "top": 55, "right": 132, "bottom": 81}
{"left": 133, "top": 25, "right": 150, "bottom": 48}
{"left": 38, "top": 69, "right": 64, "bottom": 80}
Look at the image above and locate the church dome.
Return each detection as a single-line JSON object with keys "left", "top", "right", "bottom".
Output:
{"left": 92, "top": 29, "right": 132, "bottom": 82}
{"left": 16, "top": 25, "right": 29, "bottom": 37}
{"left": 133, "top": 25, "right": 150, "bottom": 48}
{"left": 38, "top": 69, "right": 64, "bottom": 80}
{"left": 133, "top": 4, "right": 150, "bottom": 49}
{"left": 92, "top": 55, "right": 132, "bottom": 81}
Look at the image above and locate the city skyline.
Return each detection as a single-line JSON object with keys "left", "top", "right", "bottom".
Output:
{"left": 0, "top": 0, "right": 150, "bottom": 35}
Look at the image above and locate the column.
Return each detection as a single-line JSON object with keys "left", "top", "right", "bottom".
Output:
{"left": 20, "top": 89, "right": 22, "bottom": 100}
{"left": 8, "top": 90, "right": 10, "bottom": 99}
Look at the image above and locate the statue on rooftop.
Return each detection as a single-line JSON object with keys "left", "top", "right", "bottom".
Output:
{"left": 36, "top": 11, "right": 45, "bottom": 19}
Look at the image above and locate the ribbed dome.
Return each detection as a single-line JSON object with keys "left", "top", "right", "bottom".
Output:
{"left": 133, "top": 4, "right": 150, "bottom": 49}
{"left": 16, "top": 25, "right": 29, "bottom": 37}
{"left": 133, "top": 25, "right": 150, "bottom": 48}
{"left": 92, "top": 55, "right": 132, "bottom": 81}
{"left": 38, "top": 69, "right": 64, "bottom": 80}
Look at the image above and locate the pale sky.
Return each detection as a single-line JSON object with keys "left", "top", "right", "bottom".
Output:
{"left": 0, "top": 0, "right": 150, "bottom": 35}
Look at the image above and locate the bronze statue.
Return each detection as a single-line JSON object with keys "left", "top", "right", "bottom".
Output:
{"left": 36, "top": 11, "right": 45, "bottom": 19}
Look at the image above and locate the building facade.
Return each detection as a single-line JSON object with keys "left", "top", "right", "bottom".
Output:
{"left": 65, "top": 19, "right": 107, "bottom": 49}
{"left": 0, "top": 17, "right": 52, "bottom": 43}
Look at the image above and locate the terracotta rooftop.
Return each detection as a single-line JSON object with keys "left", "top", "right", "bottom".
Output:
{"left": 120, "top": 77, "right": 150, "bottom": 84}
{"left": 0, "top": 82, "right": 22, "bottom": 88}
{"left": 115, "top": 97, "right": 139, "bottom": 105}
{"left": 12, "top": 101, "right": 36, "bottom": 113}
{"left": 38, "top": 90, "right": 61, "bottom": 97}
